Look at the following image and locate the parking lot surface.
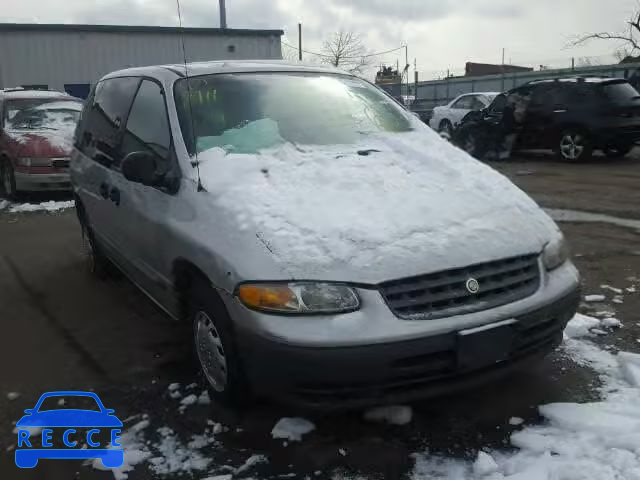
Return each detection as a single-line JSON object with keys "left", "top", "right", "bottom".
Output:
{"left": 0, "top": 154, "right": 638, "bottom": 479}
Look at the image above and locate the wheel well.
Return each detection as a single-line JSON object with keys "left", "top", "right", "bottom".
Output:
{"left": 172, "top": 258, "right": 217, "bottom": 320}
{"left": 439, "top": 119, "right": 452, "bottom": 127}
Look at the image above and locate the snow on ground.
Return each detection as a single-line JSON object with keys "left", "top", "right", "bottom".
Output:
{"left": 3, "top": 200, "right": 75, "bottom": 213}
{"left": 411, "top": 314, "right": 640, "bottom": 480}
{"left": 87, "top": 312, "right": 637, "bottom": 480}
{"left": 271, "top": 417, "right": 316, "bottom": 442}
{"left": 363, "top": 405, "right": 413, "bottom": 426}
{"left": 584, "top": 294, "right": 606, "bottom": 302}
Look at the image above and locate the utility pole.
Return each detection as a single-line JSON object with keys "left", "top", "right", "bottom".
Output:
{"left": 405, "top": 44, "right": 409, "bottom": 100}
{"left": 501, "top": 47, "right": 505, "bottom": 92}
{"left": 298, "top": 23, "right": 302, "bottom": 61}
{"left": 219, "top": 0, "right": 227, "bottom": 28}
{"left": 414, "top": 58, "right": 418, "bottom": 100}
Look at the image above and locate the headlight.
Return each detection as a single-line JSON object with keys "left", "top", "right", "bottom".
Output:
{"left": 542, "top": 236, "right": 569, "bottom": 270}
{"left": 237, "top": 282, "right": 360, "bottom": 314}
{"left": 16, "top": 157, "right": 52, "bottom": 167}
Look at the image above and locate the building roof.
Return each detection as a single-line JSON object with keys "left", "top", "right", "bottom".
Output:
{"left": 0, "top": 23, "right": 283, "bottom": 37}
{"left": 465, "top": 62, "right": 533, "bottom": 77}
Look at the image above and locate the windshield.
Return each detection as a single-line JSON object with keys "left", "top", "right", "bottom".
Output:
{"left": 174, "top": 72, "right": 412, "bottom": 154}
{"left": 4, "top": 99, "right": 82, "bottom": 130}
{"left": 601, "top": 81, "right": 640, "bottom": 102}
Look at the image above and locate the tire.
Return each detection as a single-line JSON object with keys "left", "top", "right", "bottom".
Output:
{"left": 190, "top": 278, "right": 250, "bottom": 406}
{"left": 556, "top": 129, "right": 592, "bottom": 162}
{"left": 604, "top": 144, "right": 632, "bottom": 158}
{"left": 77, "top": 203, "right": 114, "bottom": 280}
{"left": 456, "top": 126, "right": 486, "bottom": 159}
{"left": 438, "top": 120, "right": 453, "bottom": 139}
{"left": 0, "top": 158, "right": 17, "bottom": 200}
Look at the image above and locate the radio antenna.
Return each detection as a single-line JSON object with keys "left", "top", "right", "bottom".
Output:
{"left": 176, "top": 0, "right": 204, "bottom": 192}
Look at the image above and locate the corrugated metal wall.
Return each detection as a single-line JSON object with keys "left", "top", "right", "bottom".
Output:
{"left": 0, "top": 29, "right": 282, "bottom": 92}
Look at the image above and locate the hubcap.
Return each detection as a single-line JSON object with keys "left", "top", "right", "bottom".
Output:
{"left": 560, "top": 133, "right": 584, "bottom": 160}
{"left": 195, "top": 311, "right": 227, "bottom": 392}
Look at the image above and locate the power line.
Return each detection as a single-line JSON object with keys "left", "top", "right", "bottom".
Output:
{"left": 281, "top": 41, "right": 405, "bottom": 59}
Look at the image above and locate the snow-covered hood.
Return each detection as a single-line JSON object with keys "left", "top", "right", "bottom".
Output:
{"left": 197, "top": 126, "right": 560, "bottom": 284}
{"left": 6, "top": 129, "right": 73, "bottom": 157}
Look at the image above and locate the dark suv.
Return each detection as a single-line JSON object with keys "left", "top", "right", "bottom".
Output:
{"left": 454, "top": 77, "right": 640, "bottom": 161}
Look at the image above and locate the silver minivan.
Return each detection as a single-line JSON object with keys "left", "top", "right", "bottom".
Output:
{"left": 71, "top": 61, "right": 580, "bottom": 409}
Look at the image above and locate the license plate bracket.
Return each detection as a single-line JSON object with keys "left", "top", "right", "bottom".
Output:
{"left": 457, "top": 319, "right": 517, "bottom": 370}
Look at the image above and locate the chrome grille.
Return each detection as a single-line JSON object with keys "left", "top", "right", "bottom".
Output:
{"left": 380, "top": 254, "right": 541, "bottom": 319}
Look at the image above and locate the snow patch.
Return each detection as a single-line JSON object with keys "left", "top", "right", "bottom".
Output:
{"left": 271, "top": 417, "right": 316, "bottom": 442}
{"left": 363, "top": 405, "right": 413, "bottom": 425}
{"left": 601, "top": 317, "right": 623, "bottom": 329}
{"left": 7, "top": 200, "right": 74, "bottom": 213}
{"left": 564, "top": 313, "right": 601, "bottom": 338}
{"left": 234, "top": 454, "right": 268, "bottom": 475}
{"left": 180, "top": 394, "right": 198, "bottom": 406}
{"left": 472, "top": 451, "right": 499, "bottom": 476}
{"left": 584, "top": 294, "right": 605, "bottom": 302}
{"left": 509, "top": 417, "right": 524, "bottom": 426}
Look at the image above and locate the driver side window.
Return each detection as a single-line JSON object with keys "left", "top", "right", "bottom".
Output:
{"left": 119, "top": 80, "right": 172, "bottom": 172}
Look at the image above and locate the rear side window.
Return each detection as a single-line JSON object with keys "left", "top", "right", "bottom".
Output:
{"left": 601, "top": 82, "right": 640, "bottom": 102}
{"left": 452, "top": 96, "right": 472, "bottom": 109}
{"left": 80, "top": 77, "right": 140, "bottom": 166}
{"left": 120, "top": 80, "right": 172, "bottom": 169}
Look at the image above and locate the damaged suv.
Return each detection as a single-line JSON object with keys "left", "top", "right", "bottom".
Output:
{"left": 71, "top": 61, "right": 580, "bottom": 409}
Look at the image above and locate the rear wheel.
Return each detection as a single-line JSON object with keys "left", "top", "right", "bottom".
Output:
{"left": 556, "top": 129, "right": 592, "bottom": 162}
{"left": 0, "top": 158, "right": 16, "bottom": 200}
{"left": 604, "top": 144, "right": 632, "bottom": 158}
{"left": 190, "top": 279, "right": 249, "bottom": 406}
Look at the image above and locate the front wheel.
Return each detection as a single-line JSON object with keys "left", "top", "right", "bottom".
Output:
{"left": 190, "top": 279, "right": 249, "bottom": 406}
{"left": 0, "top": 158, "right": 17, "bottom": 200}
{"left": 556, "top": 129, "right": 592, "bottom": 162}
{"left": 438, "top": 120, "right": 453, "bottom": 139}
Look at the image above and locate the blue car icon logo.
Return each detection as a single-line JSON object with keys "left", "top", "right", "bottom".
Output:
{"left": 15, "top": 391, "right": 124, "bottom": 469}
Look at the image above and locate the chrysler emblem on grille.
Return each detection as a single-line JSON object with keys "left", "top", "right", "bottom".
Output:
{"left": 465, "top": 278, "right": 480, "bottom": 294}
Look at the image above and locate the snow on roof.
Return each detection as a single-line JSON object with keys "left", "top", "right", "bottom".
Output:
{"left": 1, "top": 89, "right": 71, "bottom": 99}
{"left": 33, "top": 100, "right": 83, "bottom": 111}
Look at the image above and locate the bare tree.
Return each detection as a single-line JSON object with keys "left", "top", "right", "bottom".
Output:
{"left": 321, "top": 31, "right": 371, "bottom": 74}
{"left": 571, "top": 8, "right": 640, "bottom": 59}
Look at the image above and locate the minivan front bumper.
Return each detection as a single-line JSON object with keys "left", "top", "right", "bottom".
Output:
{"left": 239, "top": 288, "right": 579, "bottom": 409}
{"left": 231, "top": 262, "right": 580, "bottom": 409}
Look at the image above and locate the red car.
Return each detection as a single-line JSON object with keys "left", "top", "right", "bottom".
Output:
{"left": 0, "top": 89, "right": 83, "bottom": 198}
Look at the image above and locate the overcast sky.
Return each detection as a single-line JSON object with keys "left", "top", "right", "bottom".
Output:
{"left": 2, "top": 0, "right": 638, "bottom": 80}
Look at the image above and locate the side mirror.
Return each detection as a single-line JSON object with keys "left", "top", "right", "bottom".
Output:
{"left": 121, "top": 151, "right": 160, "bottom": 186}
{"left": 24, "top": 409, "right": 34, "bottom": 414}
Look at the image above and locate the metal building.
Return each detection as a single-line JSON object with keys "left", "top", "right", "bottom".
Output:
{"left": 0, "top": 23, "right": 283, "bottom": 98}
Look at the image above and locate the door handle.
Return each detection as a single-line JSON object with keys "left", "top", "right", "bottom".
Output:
{"left": 109, "top": 187, "right": 121, "bottom": 206}
{"left": 553, "top": 110, "right": 567, "bottom": 113}
{"left": 99, "top": 182, "right": 109, "bottom": 199}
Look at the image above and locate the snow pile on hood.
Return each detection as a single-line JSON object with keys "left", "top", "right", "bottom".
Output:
{"left": 411, "top": 314, "right": 640, "bottom": 480}
{"left": 197, "top": 126, "right": 558, "bottom": 276}
{"left": 6, "top": 200, "right": 74, "bottom": 213}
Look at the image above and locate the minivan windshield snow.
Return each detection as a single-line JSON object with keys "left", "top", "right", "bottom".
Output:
{"left": 174, "top": 72, "right": 413, "bottom": 154}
